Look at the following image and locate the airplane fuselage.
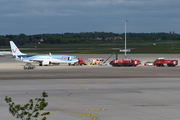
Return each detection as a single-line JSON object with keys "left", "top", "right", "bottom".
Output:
{"left": 13, "top": 55, "right": 78, "bottom": 64}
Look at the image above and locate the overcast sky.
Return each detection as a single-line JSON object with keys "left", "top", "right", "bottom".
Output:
{"left": 0, "top": 0, "right": 180, "bottom": 35}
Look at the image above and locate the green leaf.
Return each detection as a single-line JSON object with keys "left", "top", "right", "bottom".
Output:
{"left": 4, "top": 92, "right": 49, "bottom": 120}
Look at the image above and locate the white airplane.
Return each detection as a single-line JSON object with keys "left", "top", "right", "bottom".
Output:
{"left": 10, "top": 41, "right": 78, "bottom": 66}
{"left": 0, "top": 51, "right": 12, "bottom": 56}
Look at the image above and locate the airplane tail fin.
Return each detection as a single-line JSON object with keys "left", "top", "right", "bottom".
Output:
{"left": 10, "top": 41, "right": 26, "bottom": 56}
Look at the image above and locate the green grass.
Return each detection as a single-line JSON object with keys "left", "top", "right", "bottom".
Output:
{"left": 12, "top": 40, "right": 180, "bottom": 54}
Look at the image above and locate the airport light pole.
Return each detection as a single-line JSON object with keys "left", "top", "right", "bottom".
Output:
{"left": 123, "top": 19, "right": 128, "bottom": 59}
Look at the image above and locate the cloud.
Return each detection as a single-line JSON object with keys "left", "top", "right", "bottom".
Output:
{"left": 1, "top": 0, "right": 180, "bottom": 17}
{"left": 0, "top": 0, "right": 180, "bottom": 34}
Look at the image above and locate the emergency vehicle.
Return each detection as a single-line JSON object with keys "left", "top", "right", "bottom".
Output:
{"left": 153, "top": 58, "right": 178, "bottom": 67}
{"left": 110, "top": 59, "right": 141, "bottom": 67}
{"left": 70, "top": 58, "right": 87, "bottom": 66}
{"left": 88, "top": 58, "right": 104, "bottom": 65}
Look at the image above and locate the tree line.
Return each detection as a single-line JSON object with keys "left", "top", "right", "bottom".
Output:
{"left": 0, "top": 31, "right": 180, "bottom": 46}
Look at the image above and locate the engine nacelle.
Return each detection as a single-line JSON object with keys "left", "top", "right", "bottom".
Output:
{"left": 42, "top": 61, "right": 50, "bottom": 66}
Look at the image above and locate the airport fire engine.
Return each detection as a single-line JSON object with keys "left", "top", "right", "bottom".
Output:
{"left": 153, "top": 58, "right": 178, "bottom": 67}
{"left": 88, "top": 58, "right": 104, "bottom": 65}
{"left": 71, "top": 58, "right": 87, "bottom": 66}
{"left": 110, "top": 59, "right": 141, "bottom": 67}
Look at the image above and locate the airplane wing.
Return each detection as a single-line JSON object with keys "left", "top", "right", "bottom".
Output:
{"left": 0, "top": 52, "right": 12, "bottom": 56}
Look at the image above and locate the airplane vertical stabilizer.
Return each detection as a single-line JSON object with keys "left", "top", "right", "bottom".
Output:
{"left": 10, "top": 41, "right": 26, "bottom": 56}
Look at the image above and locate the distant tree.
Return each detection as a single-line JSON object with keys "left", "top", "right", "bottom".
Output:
{"left": 170, "top": 35, "right": 177, "bottom": 40}
{"left": 19, "top": 33, "right": 27, "bottom": 39}
{"left": 4, "top": 92, "right": 50, "bottom": 120}
{"left": 177, "top": 35, "right": 180, "bottom": 40}
{"left": 16, "top": 39, "right": 26, "bottom": 46}
{"left": 72, "top": 34, "right": 80, "bottom": 38}
{"left": 161, "top": 35, "right": 168, "bottom": 40}
{"left": 55, "top": 38, "right": 61, "bottom": 44}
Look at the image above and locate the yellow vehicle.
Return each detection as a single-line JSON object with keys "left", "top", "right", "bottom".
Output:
{"left": 88, "top": 58, "right": 104, "bottom": 65}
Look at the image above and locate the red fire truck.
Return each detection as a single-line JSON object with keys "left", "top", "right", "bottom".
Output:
{"left": 153, "top": 58, "right": 178, "bottom": 67}
{"left": 70, "top": 58, "right": 87, "bottom": 66}
{"left": 110, "top": 59, "right": 141, "bottom": 67}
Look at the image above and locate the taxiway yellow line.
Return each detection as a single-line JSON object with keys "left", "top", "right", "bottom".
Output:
{"left": 84, "top": 108, "right": 106, "bottom": 111}
{"left": 96, "top": 82, "right": 107, "bottom": 84}
{"left": 79, "top": 113, "right": 97, "bottom": 120}
{"left": 45, "top": 109, "right": 98, "bottom": 120}
{"left": 31, "top": 75, "right": 43, "bottom": 77}
{"left": 158, "top": 73, "right": 167, "bottom": 75}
